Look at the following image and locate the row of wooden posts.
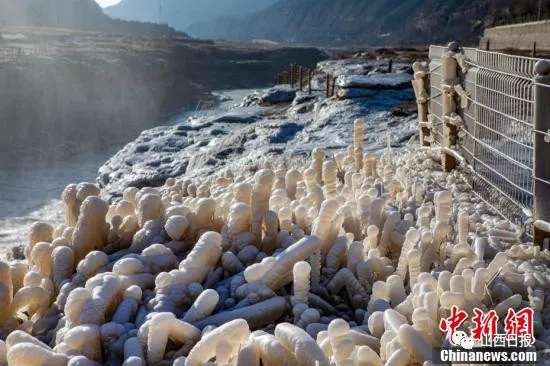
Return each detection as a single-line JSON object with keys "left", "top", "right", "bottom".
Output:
{"left": 275, "top": 60, "right": 394, "bottom": 98}
{"left": 274, "top": 64, "right": 338, "bottom": 98}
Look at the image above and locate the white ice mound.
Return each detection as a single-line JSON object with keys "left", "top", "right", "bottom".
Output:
{"left": 261, "top": 86, "right": 297, "bottom": 105}
{"left": 336, "top": 73, "right": 412, "bottom": 90}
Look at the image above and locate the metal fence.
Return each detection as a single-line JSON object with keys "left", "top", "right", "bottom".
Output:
{"left": 428, "top": 46, "right": 541, "bottom": 225}
{"left": 428, "top": 46, "right": 445, "bottom": 146}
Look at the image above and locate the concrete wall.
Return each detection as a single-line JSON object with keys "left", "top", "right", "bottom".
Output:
{"left": 480, "top": 20, "right": 550, "bottom": 52}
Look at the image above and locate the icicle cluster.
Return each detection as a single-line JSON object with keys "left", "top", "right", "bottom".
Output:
{"left": 0, "top": 118, "right": 548, "bottom": 366}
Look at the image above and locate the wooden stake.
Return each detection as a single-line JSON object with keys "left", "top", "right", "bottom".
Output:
{"left": 308, "top": 69, "right": 313, "bottom": 95}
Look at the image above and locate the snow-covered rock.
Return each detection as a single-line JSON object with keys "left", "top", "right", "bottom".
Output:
{"left": 336, "top": 72, "right": 412, "bottom": 90}
{"left": 318, "top": 59, "right": 373, "bottom": 77}
{"left": 336, "top": 88, "right": 375, "bottom": 99}
{"left": 209, "top": 110, "right": 262, "bottom": 124}
{"left": 261, "top": 86, "right": 297, "bottom": 104}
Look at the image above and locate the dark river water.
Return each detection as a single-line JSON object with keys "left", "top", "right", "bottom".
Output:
{"left": 0, "top": 89, "right": 254, "bottom": 254}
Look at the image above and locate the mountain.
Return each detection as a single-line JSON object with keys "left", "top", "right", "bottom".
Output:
{"left": 187, "top": 0, "right": 550, "bottom": 46}
{"left": 0, "top": 0, "right": 178, "bottom": 36}
{"left": 104, "top": 0, "right": 278, "bottom": 32}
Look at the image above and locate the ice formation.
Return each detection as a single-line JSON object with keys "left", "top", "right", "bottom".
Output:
{"left": 0, "top": 113, "right": 549, "bottom": 366}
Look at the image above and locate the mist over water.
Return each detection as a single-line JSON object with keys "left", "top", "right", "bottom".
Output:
{"left": 0, "top": 6, "right": 325, "bottom": 254}
{"left": 0, "top": 122, "right": 136, "bottom": 249}
{"left": 0, "top": 108, "right": 178, "bottom": 249}
{"left": 0, "top": 88, "right": 253, "bottom": 251}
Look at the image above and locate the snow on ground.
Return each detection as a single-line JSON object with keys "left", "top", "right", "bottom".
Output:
{"left": 336, "top": 73, "right": 412, "bottom": 90}
{"left": 98, "top": 59, "right": 416, "bottom": 200}
{"left": 317, "top": 58, "right": 411, "bottom": 77}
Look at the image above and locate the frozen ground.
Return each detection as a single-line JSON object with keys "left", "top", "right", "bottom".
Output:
{"left": 98, "top": 59, "right": 416, "bottom": 201}
{"left": 5, "top": 56, "right": 550, "bottom": 366}
{"left": 0, "top": 58, "right": 415, "bottom": 258}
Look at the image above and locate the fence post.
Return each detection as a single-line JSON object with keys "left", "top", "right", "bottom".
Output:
{"left": 299, "top": 66, "right": 303, "bottom": 91}
{"left": 441, "top": 42, "right": 461, "bottom": 172}
{"left": 331, "top": 75, "right": 336, "bottom": 97}
{"left": 412, "top": 62, "right": 431, "bottom": 146}
{"left": 388, "top": 59, "right": 393, "bottom": 73}
{"left": 308, "top": 69, "right": 313, "bottom": 95}
{"left": 326, "top": 73, "right": 330, "bottom": 98}
{"left": 532, "top": 42, "right": 537, "bottom": 58}
{"left": 533, "top": 60, "right": 550, "bottom": 245}
{"left": 290, "top": 64, "right": 295, "bottom": 87}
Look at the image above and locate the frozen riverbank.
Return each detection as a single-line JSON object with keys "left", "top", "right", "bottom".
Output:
{"left": 0, "top": 26, "right": 325, "bottom": 256}
{"left": 2, "top": 56, "right": 550, "bottom": 366}
{"left": 98, "top": 59, "right": 416, "bottom": 201}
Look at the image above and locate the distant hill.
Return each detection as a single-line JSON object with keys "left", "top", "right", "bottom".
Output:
{"left": 104, "top": 0, "right": 277, "bottom": 32}
{"left": 186, "top": 0, "right": 550, "bottom": 46}
{"left": 0, "top": 0, "right": 178, "bottom": 36}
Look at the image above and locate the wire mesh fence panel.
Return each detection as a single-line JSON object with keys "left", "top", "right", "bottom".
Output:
{"left": 428, "top": 46, "right": 540, "bottom": 225}
{"left": 429, "top": 46, "right": 444, "bottom": 145}
{"left": 463, "top": 47, "right": 478, "bottom": 64}
{"left": 428, "top": 45, "right": 447, "bottom": 60}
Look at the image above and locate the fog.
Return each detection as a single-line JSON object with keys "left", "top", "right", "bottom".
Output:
{"left": 0, "top": 38, "right": 187, "bottom": 247}
{"left": 0, "top": 29, "right": 325, "bottom": 253}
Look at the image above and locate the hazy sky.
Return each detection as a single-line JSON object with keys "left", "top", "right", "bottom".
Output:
{"left": 95, "top": 0, "right": 121, "bottom": 7}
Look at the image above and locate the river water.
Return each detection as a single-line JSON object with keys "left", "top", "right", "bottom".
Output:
{"left": 0, "top": 89, "right": 255, "bottom": 255}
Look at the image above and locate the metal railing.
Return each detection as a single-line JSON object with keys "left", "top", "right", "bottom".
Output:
{"left": 428, "top": 46, "right": 445, "bottom": 145}
{"left": 428, "top": 46, "right": 542, "bottom": 225}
